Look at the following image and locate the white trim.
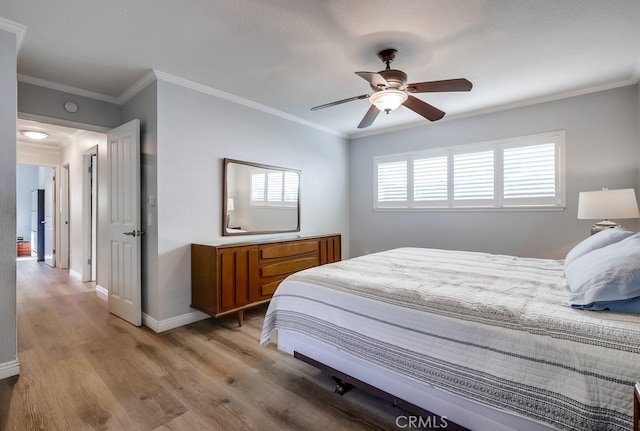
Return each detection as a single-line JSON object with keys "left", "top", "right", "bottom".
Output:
{"left": 374, "top": 206, "right": 565, "bottom": 213}
{"left": 142, "top": 310, "right": 210, "bottom": 333}
{"left": 96, "top": 285, "right": 108, "bottom": 301}
{"left": 81, "top": 147, "right": 98, "bottom": 282}
{"left": 0, "top": 17, "right": 26, "bottom": 51}
{"left": 17, "top": 69, "right": 346, "bottom": 138}
{"left": 17, "top": 74, "right": 121, "bottom": 104}
{"left": 0, "top": 359, "right": 20, "bottom": 380}
{"left": 69, "top": 268, "right": 82, "bottom": 281}
{"left": 117, "top": 70, "right": 157, "bottom": 104}
{"left": 18, "top": 112, "right": 111, "bottom": 134}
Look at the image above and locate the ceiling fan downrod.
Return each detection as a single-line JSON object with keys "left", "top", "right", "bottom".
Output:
{"left": 377, "top": 48, "right": 397, "bottom": 70}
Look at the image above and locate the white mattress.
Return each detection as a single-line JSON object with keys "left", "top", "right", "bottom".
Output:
{"left": 261, "top": 247, "right": 640, "bottom": 431}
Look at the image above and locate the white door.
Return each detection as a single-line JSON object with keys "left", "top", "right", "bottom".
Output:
{"left": 44, "top": 167, "right": 55, "bottom": 267}
{"left": 59, "top": 164, "right": 70, "bottom": 269}
{"left": 107, "top": 119, "right": 142, "bottom": 326}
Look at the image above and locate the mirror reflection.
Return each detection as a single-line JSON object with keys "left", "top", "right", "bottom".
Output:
{"left": 223, "top": 158, "right": 300, "bottom": 236}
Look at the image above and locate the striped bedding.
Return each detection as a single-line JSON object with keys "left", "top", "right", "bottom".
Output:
{"left": 260, "top": 247, "right": 640, "bottom": 431}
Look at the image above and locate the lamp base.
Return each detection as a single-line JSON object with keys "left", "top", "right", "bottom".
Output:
{"left": 591, "top": 219, "right": 620, "bottom": 235}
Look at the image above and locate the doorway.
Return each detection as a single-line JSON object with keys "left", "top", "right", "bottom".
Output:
{"left": 16, "top": 117, "right": 107, "bottom": 285}
{"left": 82, "top": 149, "right": 98, "bottom": 282}
{"left": 16, "top": 164, "right": 56, "bottom": 265}
{"left": 16, "top": 116, "right": 143, "bottom": 327}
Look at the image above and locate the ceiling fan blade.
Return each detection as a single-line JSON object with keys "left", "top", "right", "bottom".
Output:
{"left": 406, "top": 78, "right": 473, "bottom": 93}
{"left": 403, "top": 95, "right": 446, "bottom": 121}
{"left": 311, "top": 94, "right": 369, "bottom": 111}
{"left": 355, "top": 71, "right": 390, "bottom": 89}
{"left": 357, "top": 105, "right": 380, "bottom": 129}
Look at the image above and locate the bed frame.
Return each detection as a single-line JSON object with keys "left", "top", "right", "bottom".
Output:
{"left": 297, "top": 351, "right": 640, "bottom": 431}
{"left": 634, "top": 382, "right": 640, "bottom": 431}
{"left": 294, "top": 351, "right": 470, "bottom": 431}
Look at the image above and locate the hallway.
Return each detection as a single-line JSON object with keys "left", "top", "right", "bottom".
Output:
{"left": 0, "top": 259, "right": 398, "bottom": 431}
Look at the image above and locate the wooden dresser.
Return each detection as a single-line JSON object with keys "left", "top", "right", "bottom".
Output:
{"left": 191, "top": 233, "right": 341, "bottom": 326}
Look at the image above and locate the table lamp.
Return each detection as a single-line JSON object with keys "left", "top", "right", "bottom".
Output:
{"left": 577, "top": 188, "right": 639, "bottom": 235}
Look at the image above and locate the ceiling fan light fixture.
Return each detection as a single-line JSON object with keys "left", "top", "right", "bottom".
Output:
{"left": 369, "top": 89, "right": 408, "bottom": 113}
{"left": 21, "top": 130, "right": 49, "bottom": 140}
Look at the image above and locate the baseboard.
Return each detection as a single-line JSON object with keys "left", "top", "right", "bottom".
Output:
{"left": 95, "top": 285, "right": 107, "bottom": 301}
{"left": 69, "top": 269, "right": 82, "bottom": 281}
{"left": 0, "top": 359, "right": 20, "bottom": 380}
{"left": 142, "top": 310, "right": 210, "bottom": 333}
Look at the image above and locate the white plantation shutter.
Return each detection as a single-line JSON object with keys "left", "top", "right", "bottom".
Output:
{"left": 377, "top": 160, "right": 407, "bottom": 203}
{"left": 373, "top": 131, "right": 564, "bottom": 209}
{"left": 503, "top": 143, "right": 556, "bottom": 204}
{"left": 251, "top": 173, "right": 265, "bottom": 204}
{"left": 251, "top": 170, "right": 299, "bottom": 206}
{"left": 414, "top": 156, "right": 448, "bottom": 202}
{"left": 267, "top": 172, "right": 282, "bottom": 203}
{"left": 453, "top": 150, "right": 494, "bottom": 202}
{"left": 284, "top": 171, "right": 299, "bottom": 204}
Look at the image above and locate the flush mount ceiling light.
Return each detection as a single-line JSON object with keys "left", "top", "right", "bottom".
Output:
{"left": 21, "top": 130, "right": 49, "bottom": 140}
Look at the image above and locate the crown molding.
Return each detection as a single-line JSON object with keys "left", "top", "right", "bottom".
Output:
{"left": 117, "top": 70, "right": 157, "bottom": 104}
{"left": 0, "top": 17, "right": 26, "bottom": 51}
{"left": 17, "top": 74, "right": 121, "bottom": 104}
{"left": 151, "top": 70, "right": 345, "bottom": 138}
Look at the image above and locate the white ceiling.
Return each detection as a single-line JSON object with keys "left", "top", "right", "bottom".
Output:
{"left": 3, "top": 1, "right": 640, "bottom": 137}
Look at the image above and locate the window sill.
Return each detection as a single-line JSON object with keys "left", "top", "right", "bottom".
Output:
{"left": 373, "top": 206, "right": 566, "bottom": 212}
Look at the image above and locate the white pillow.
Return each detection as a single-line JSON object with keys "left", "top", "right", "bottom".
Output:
{"left": 565, "top": 228, "right": 635, "bottom": 268}
{"left": 566, "top": 233, "right": 640, "bottom": 305}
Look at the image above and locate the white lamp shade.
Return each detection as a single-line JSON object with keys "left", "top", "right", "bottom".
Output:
{"left": 577, "top": 188, "right": 640, "bottom": 220}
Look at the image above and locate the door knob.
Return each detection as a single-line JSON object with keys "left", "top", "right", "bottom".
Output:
{"left": 123, "top": 230, "right": 145, "bottom": 237}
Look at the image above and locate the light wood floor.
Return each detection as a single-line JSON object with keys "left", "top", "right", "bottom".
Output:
{"left": 0, "top": 259, "right": 403, "bottom": 431}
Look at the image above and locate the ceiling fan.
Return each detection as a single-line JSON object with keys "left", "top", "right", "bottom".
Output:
{"left": 311, "top": 48, "right": 472, "bottom": 128}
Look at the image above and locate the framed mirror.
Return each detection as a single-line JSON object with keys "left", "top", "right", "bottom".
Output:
{"left": 223, "top": 158, "right": 301, "bottom": 236}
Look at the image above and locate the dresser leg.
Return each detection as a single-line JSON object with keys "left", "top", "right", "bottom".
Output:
{"left": 237, "top": 310, "right": 244, "bottom": 327}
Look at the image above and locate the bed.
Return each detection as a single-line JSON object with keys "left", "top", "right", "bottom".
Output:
{"left": 260, "top": 231, "right": 640, "bottom": 431}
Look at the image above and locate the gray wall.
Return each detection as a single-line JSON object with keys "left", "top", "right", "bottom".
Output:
{"left": 0, "top": 28, "right": 17, "bottom": 367}
{"left": 18, "top": 82, "right": 121, "bottom": 129}
{"left": 121, "top": 81, "right": 159, "bottom": 319}
{"left": 154, "top": 79, "right": 350, "bottom": 320}
{"left": 15, "top": 76, "right": 350, "bottom": 327}
{"left": 349, "top": 85, "right": 640, "bottom": 259}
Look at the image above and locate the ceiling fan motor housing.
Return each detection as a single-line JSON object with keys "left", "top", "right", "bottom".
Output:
{"left": 375, "top": 69, "right": 407, "bottom": 91}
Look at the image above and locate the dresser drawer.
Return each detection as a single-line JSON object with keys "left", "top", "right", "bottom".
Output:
{"left": 191, "top": 234, "right": 341, "bottom": 326}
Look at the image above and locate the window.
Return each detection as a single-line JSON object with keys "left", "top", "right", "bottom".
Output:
{"left": 414, "top": 156, "right": 447, "bottom": 202}
{"left": 251, "top": 169, "right": 299, "bottom": 206}
{"left": 377, "top": 159, "right": 407, "bottom": 203}
{"left": 453, "top": 150, "right": 494, "bottom": 203}
{"left": 374, "top": 131, "right": 565, "bottom": 210}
